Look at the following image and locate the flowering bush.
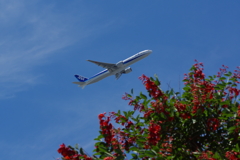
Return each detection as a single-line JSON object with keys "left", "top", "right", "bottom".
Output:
{"left": 58, "top": 61, "right": 240, "bottom": 159}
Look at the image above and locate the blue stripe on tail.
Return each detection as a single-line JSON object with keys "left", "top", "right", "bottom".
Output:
{"left": 75, "top": 75, "right": 88, "bottom": 82}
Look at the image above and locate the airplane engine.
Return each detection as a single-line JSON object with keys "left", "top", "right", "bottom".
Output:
{"left": 122, "top": 67, "right": 132, "bottom": 74}
{"left": 116, "top": 61, "right": 124, "bottom": 67}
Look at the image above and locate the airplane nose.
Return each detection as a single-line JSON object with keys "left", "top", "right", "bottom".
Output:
{"left": 146, "top": 50, "right": 152, "bottom": 55}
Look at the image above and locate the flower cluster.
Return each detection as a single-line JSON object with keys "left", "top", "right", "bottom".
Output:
{"left": 57, "top": 144, "right": 92, "bottom": 160}
{"left": 225, "top": 151, "right": 240, "bottom": 160}
{"left": 98, "top": 113, "right": 113, "bottom": 145}
{"left": 197, "top": 151, "right": 216, "bottom": 160}
{"left": 207, "top": 118, "right": 220, "bottom": 131}
{"left": 122, "top": 93, "right": 144, "bottom": 111}
{"left": 147, "top": 121, "right": 161, "bottom": 146}
{"left": 139, "top": 74, "right": 165, "bottom": 99}
{"left": 96, "top": 112, "right": 136, "bottom": 156}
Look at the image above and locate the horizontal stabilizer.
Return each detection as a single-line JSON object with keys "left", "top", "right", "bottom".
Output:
{"left": 72, "top": 82, "right": 86, "bottom": 89}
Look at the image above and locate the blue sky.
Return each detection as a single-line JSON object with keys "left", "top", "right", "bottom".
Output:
{"left": 0, "top": 0, "right": 239, "bottom": 159}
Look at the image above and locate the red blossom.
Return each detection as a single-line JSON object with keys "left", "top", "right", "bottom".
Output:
{"left": 198, "top": 151, "right": 216, "bottom": 160}
{"left": 180, "top": 113, "right": 191, "bottom": 119}
{"left": 98, "top": 113, "right": 105, "bottom": 120}
{"left": 207, "top": 118, "right": 220, "bottom": 131}
{"left": 147, "top": 121, "right": 161, "bottom": 146}
{"left": 57, "top": 143, "right": 92, "bottom": 160}
{"left": 225, "top": 151, "right": 240, "bottom": 160}
{"left": 168, "top": 117, "right": 174, "bottom": 121}
{"left": 57, "top": 143, "right": 76, "bottom": 158}
{"left": 99, "top": 113, "right": 114, "bottom": 145}
{"left": 228, "top": 87, "right": 240, "bottom": 97}
{"left": 139, "top": 74, "right": 165, "bottom": 100}
{"left": 174, "top": 102, "right": 186, "bottom": 112}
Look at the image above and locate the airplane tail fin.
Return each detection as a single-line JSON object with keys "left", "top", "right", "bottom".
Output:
{"left": 72, "top": 82, "right": 87, "bottom": 89}
{"left": 74, "top": 75, "right": 89, "bottom": 82}
{"left": 73, "top": 75, "right": 88, "bottom": 89}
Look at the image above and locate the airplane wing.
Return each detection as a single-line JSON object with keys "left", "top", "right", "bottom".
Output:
{"left": 87, "top": 60, "right": 115, "bottom": 69}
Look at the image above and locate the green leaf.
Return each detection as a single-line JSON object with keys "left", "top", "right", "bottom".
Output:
{"left": 215, "top": 83, "right": 227, "bottom": 90}
{"left": 80, "top": 147, "right": 84, "bottom": 155}
{"left": 135, "top": 96, "right": 140, "bottom": 101}
{"left": 128, "top": 110, "right": 134, "bottom": 117}
{"left": 231, "top": 106, "right": 238, "bottom": 112}
{"left": 220, "top": 100, "right": 231, "bottom": 106}
{"left": 140, "top": 92, "right": 147, "bottom": 100}
{"left": 94, "top": 134, "right": 104, "bottom": 141}
{"left": 190, "top": 66, "right": 196, "bottom": 71}
{"left": 136, "top": 122, "right": 144, "bottom": 127}
{"left": 209, "top": 75, "right": 214, "bottom": 80}
{"left": 144, "top": 150, "right": 156, "bottom": 157}
{"left": 161, "top": 112, "right": 166, "bottom": 119}
{"left": 131, "top": 153, "right": 138, "bottom": 159}
{"left": 230, "top": 77, "right": 237, "bottom": 81}
{"left": 98, "top": 146, "right": 107, "bottom": 152}
{"left": 123, "top": 111, "right": 128, "bottom": 118}
{"left": 234, "top": 143, "right": 240, "bottom": 152}
{"left": 219, "top": 77, "right": 226, "bottom": 81}
{"left": 136, "top": 137, "right": 146, "bottom": 143}
{"left": 204, "top": 109, "right": 208, "bottom": 117}
{"left": 130, "top": 146, "right": 139, "bottom": 151}
{"left": 154, "top": 74, "right": 161, "bottom": 86}
{"left": 95, "top": 142, "right": 106, "bottom": 147}
{"left": 228, "top": 126, "right": 236, "bottom": 132}
{"left": 232, "top": 84, "right": 237, "bottom": 87}
{"left": 127, "top": 93, "right": 132, "bottom": 98}
{"left": 224, "top": 71, "right": 232, "bottom": 77}
{"left": 131, "top": 88, "right": 134, "bottom": 94}
{"left": 225, "top": 113, "right": 234, "bottom": 118}
{"left": 143, "top": 99, "right": 150, "bottom": 108}
{"left": 218, "top": 116, "right": 227, "bottom": 120}
{"left": 213, "top": 152, "right": 221, "bottom": 159}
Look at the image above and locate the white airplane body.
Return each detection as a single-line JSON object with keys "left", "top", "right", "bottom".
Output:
{"left": 73, "top": 50, "right": 152, "bottom": 88}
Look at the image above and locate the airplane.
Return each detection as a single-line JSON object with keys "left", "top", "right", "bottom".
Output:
{"left": 73, "top": 49, "right": 152, "bottom": 88}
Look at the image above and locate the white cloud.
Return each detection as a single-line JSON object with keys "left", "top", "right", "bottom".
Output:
{"left": 0, "top": 0, "right": 96, "bottom": 98}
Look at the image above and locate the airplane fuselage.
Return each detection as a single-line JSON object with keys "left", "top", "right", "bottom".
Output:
{"left": 73, "top": 50, "right": 152, "bottom": 88}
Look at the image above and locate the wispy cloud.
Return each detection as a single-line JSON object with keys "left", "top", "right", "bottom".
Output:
{"left": 0, "top": 0, "right": 97, "bottom": 98}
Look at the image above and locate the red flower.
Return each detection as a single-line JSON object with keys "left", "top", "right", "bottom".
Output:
{"left": 139, "top": 74, "right": 165, "bottom": 99}
{"left": 57, "top": 143, "right": 77, "bottom": 159}
{"left": 180, "top": 113, "right": 191, "bottom": 119}
{"left": 99, "top": 113, "right": 114, "bottom": 145}
{"left": 147, "top": 121, "right": 161, "bottom": 146}
{"left": 225, "top": 151, "right": 240, "bottom": 160}
{"left": 207, "top": 118, "right": 220, "bottom": 131}
{"left": 175, "top": 102, "right": 186, "bottom": 112}
{"left": 98, "top": 113, "right": 105, "bottom": 120}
